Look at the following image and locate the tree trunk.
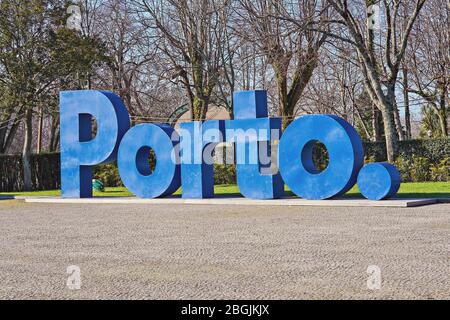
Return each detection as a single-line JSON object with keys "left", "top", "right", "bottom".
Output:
{"left": 281, "top": 109, "right": 293, "bottom": 130}
{"left": 2, "top": 119, "right": 21, "bottom": 154}
{"left": 437, "top": 86, "right": 448, "bottom": 137}
{"left": 437, "top": 107, "right": 448, "bottom": 137}
{"left": 0, "top": 115, "right": 8, "bottom": 153}
{"left": 379, "top": 102, "right": 399, "bottom": 163}
{"left": 49, "top": 115, "right": 56, "bottom": 152}
{"left": 191, "top": 96, "right": 209, "bottom": 121}
{"left": 22, "top": 109, "right": 33, "bottom": 191}
{"left": 54, "top": 129, "right": 60, "bottom": 151}
{"left": 354, "top": 104, "right": 372, "bottom": 139}
{"left": 372, "top": 104, "right": 382, "bottom": 142}
{"left": 393, "top": 100, "right": 405, "bottom": 141}
{"left": 37, "top": 106, "right": 44, "bottom": 154}
{"left": 275, "top": 71, "right": 289, "bottom": 129}
{"left": 403, "top": 67, "right": 412, "bottom": 139}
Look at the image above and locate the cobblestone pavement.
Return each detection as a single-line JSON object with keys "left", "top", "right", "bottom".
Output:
{"left": 0, "top": 200, "right": 449, "bottom": 299}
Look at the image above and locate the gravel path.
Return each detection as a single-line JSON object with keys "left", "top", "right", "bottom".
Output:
{"left": 0, "top": 200, "right": 449, "bottom": 299}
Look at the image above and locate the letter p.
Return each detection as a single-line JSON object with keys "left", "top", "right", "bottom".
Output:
{"left": 60, "top": 91, "right": 130, "bottom": 198}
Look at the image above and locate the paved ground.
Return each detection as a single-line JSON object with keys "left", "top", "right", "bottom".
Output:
{"left": 0, "top": 200, "right": 449, "bottom": 300}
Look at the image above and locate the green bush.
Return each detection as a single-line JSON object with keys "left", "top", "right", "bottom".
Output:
{"left": 367, "top": 138, "right": 449, "bottom": 183}
{"left": 394, "top": 156, "right": 412, "bottom": 182}
{"left": 409, "top": 157, "right": 432, "bottom": 182}
{"left": 430, "top": 157, "right": 450, "bottom": 182}
{"left": 0, "top": 153, "right": 60, "bottom": 192}
{"left": 93, "top": 163, "right": 123, "bottom": 187}
{"left": 394, "top": 156, "right": 434, "bottom": 182}
{"left": 312, "top": 142, "right": 329, "bottom": 172}
{"left": 93, "top": 163, "right": 237, "bottom": 187}
{"left": 363, "top": 138, "right": 450, "bottom": 164}
{"left": 364, "top": 155, "right": 377, "bottom": 165}
{"left": 363, "top": 142, "right": 387, "bottom": 162}
{"left": 214, "top": 164, "right": 236, "bottom": 184}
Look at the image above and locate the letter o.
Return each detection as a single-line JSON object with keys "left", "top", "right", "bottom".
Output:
{"left": 278, "top": 115, "right": 364, "bottom": 200}
{"left": 118, "top": 124, "right": 181, "bottom": 198}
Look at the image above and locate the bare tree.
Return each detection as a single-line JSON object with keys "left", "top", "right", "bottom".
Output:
{"left": 134, "top": 0, "right": 230, "bottom": 121}
{"left": 91, "top": 0, "right": 156, "bottom": 120}
{"left": 300, "top": 44, "right": 364, "bottom": 120}
{"left": 323, "top": 0, "right": 427, "bottom": 162}
{"left": 236, "top": 0, "right": 328, "bottom": 128}
{"left": 407, "top": 0, "right": 449, "bottom": 137}
{"left": 0, "top": 90, "right": 23, "bottom": 154}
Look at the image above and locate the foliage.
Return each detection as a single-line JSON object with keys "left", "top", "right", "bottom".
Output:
{"left": 430, "top": 157, "right": 450, "bottom": 182}
{"left": 364, "top": 138, "right": 450, "bottom": 164}
{"left": 214, "top": 165, "right": 236, "bottom": 185}
{"left": 0, "top": 0, "right": 107, "bottom": 190}
{"left": 93, "top": 163, "right": 123, "bottom": 188}
{"left": 409, "top": 157, "right": 431, "bottom": 182}
{"left": 0, "top": 153, "right": 60, "bottom": 191}
{"left": 393, "top": 155, "right": 450, "bottom": 183}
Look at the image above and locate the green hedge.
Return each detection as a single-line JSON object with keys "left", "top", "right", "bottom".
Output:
{"left": 315, "top": 139, "right": 449, "bottom": 183}
{"left": 364, "top": 138, "right": 450, "bottom": 164}
{"left": 1, "top": 138, "right": 448, "bottom": 192}
{"left": 0, "top": 153, "right": 60, "bottom": 192}
{"left": 0, "top": 154, "right": 237, "bottom": 191}
{"left": 92, "top": 163, "right": 237, "bottom": 187}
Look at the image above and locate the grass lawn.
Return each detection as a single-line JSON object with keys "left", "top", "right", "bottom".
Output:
{"left": 1, "top": 182, "right": 449, "bottom": 199}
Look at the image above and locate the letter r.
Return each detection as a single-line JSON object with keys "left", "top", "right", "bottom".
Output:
{"left": 60, "top": 91, "right": 130, "bottom": 198}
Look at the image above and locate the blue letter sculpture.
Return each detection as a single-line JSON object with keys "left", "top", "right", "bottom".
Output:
{"left": 60, "top": 91, "right": 130, "bottom": 198}
{"left": 278, "top": 115, "right": 364, "bottom": 200}
{"left": 179, "top": 120, "right": 225, "bottom": 198}
{"left": 225, "top": 91, "right": 284, "bottom": 199}
{"left": 60, "top": 89, "right": 401, "bottom": 201}
{"left": 118, "top": 124, "right": 181, "bottom": 198}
